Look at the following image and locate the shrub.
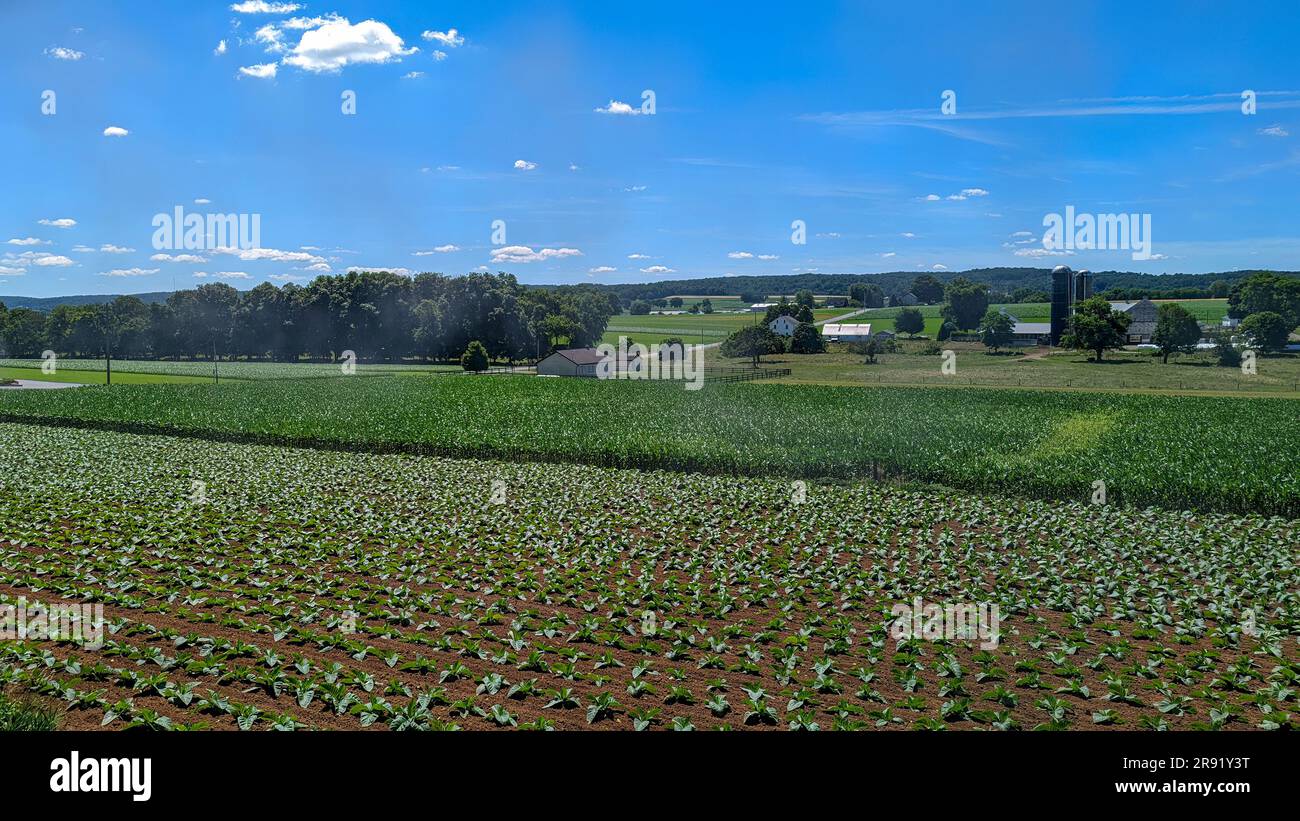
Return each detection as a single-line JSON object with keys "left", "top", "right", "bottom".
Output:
{"left": 461, "top": 340, "right": 490, "bottom": 372}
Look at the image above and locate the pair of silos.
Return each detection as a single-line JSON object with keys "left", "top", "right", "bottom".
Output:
{"left": 1049, "top": 265, "right": 1092, "bottom": 345}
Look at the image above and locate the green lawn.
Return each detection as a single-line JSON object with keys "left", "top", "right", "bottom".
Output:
{"left": 605, "top": 307, "right": 855, "bottom": 347}
{"left": 0, "top": 366, "right": 216, "bottom": 385}
{"left": 709, "top": 341, "right": 1300, "bottom": 396}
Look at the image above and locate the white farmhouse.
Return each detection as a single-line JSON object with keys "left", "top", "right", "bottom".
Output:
{"left": 768, "top": 315, "right": 800, "bottom": 337}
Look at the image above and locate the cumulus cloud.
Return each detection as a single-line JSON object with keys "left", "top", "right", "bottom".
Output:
{"left": 211, "top": 246, "right": 324, "bottom": 264}
{"left": 627, "top": 253, "right": 650, "bottom": 260}
{"left": 421, "top": 28, "right": 464, "bottom": 47}
{"left": 99, "top": 267, "right": 158, "bottom": 277}
{"left": 6, "top": 237, "right": 48, "bottom": 246}
{"left": 214, "top": 40, "right": 228, "bottom": 56}
{"left": 640, "top": 265, "right": 674, "bottom": 274}
{"left": 513, "top": 159, "right": 537, "bottom": 170}
{"left": 282, "top": 18, "right": 417, "bottom": 73}
{"left": 38, "top": 218, "right": 76, "bottom": 228}
{"left": 229, "top": 1, "right": 301, "bottom": 12}
{"left": 269, "top": 273, "right": 306, "bottom": 281}
{"left": 0, "top": 266, "right": 26, "bottom": 275}
{"left": 728, "top": 251, "right": 754, "bottom": 259}
{"left": 150, "top": 253, "right": 207, "bottom": 263}
{"left": 238, "top": 63, "right": 278, "bottom": 79}
{"left": 490, "top": 245, "right": 582, "bottom": 264}
{"left": 588, "top": 266, "right": 616, "bottom": 273}
{"left": 45, "top": 46, "right": 84, "bottom": 61}
{"left": 595, "top": 100, "right": 640, "bottom": 115}
{"left": 102, "top": 126, "right": 129, "bottom": 137}
{"left": 99, "top": 244, "right": 135, "bottom": 253}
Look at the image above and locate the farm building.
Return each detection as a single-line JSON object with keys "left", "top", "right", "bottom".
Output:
{"left": 748, "top": 302, "right": 775, "bottom": 313}
{"left": 536, "top": 347, "right": 639, "bottom": 378}
{"left": 821, "top": 322, "right": 872, "bottom": 342}
{"left": 821, "top": 296, "right": 850, "bottom": 308}
{"left": 1011, "top": 321, "right": 1052, "bottom": 344}
{"left": 1109, "top": 299, "right": 1157, "bottom": 343}
{"left": 768, "top": 315, "right": 800, "bottom": 337}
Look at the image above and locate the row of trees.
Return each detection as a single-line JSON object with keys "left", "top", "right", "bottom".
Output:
{"left": 0, "top": 271, "right": 618, "bottom": 363}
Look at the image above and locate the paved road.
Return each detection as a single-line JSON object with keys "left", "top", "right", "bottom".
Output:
{"left": 0, "top": 379, "right": 83, "bottom": 390}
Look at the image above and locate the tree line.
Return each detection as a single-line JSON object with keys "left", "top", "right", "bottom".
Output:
{"left": 0, "top": 271, "right": 618, "bottom": 363}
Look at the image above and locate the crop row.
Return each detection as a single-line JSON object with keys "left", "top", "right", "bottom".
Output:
{"left": 0, "top": 358, "right": 457, "bottom": 381}
{"left": 0, "top": 423, "right": 1294, "bottom": 730}
{"left": 0, "top": 376, "right": 1296, "bottom": 515}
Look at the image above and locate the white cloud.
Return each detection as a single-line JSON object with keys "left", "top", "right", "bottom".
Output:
{"left": 758, "top": 254, "right": 779, "bottom": 260}
{"left": 816, "top": 232, "right": 841, "bottom": 239}
{"left": 569, "top": 163, "right": 579, "bottom": 172}
{"left": 1013, "top": 247, "right": 1071, "bottom": 258}
{"left": 901, "top": 232, "right": 916, "bottom": 238}
{"left": 924, "top": 194, "right": 941, "bottom": 201}
{"left": 432, "top": 50, "right": 447, "bottom": 61}
{"left": 6, "top": 237, "right": 48, "bottom": 246}
{"left": 1258, "top": 124, "right": 1289, "bottom": 137}
{"left": 102, "top": 126, "right": 129, "bottom": 137}
{"left": 268, "top": 273, "right": 306, "bottom": 281}
{"left": 595, "top": 100, "right": 640, "bottom": 115}
{"left": 194, "top": 198, "right": 211, "bottom": 205}
{"left": 490, "top": 246, "right": 582, "bottom": 264}
{"left": 413, "top": 244, "right": 458, "bottom": 255}
{"left": 214, "top": 271, "right": 251, "bottom": 279}
{"left": 0, "top": 266, "right": 25, "bottom": 275}
{"left": 229, "top": 1, "right": 301, "bottom": 12}
{"left": 624, "top": 185, "right": 646, "bottom": 192}
{"left": 627, "top": 253, "right": 650, "bottom": 260}
{"left": 45, "top": 46, "right": 84, "bottom": 61}
{"left": 881, "top": 252, "right": 897, "bottom": 258}
{"left": 38, "top": 218, "right": 76, "bottom": 228}
{"left": 588, "top": 266, "right": 616, "bottom": 273}
{"left": 728, "top": 251, "right": 754, "bottom": 259}
{"left": 212, "top": 246, "right": 324, "bottom": 264}
{"left": 421, "top": 28, "right": 464, "bottom": 47}
{"left": 99, "top": 267, "right": 158, "bottom": 277}
{"left": 640, "top": 265, "right": 674, "bottom": 274}
{"left": 932, "top": 264, "right": 947, "bottom": 270}
{"left": 214, "top": 40, "right": 228, "bottom": 56}
{"left": 150, "top": 253, "right": 207, "bottom": 263}
{"left": 99, "top": 244, "right": 135, "bottom": 254}
{"left": 301, "top": 262, "right": 332, "bottom": 272}
{"left": 513, "top": 159, "right": 537, "bottom": 171}
{"left": 283, "top": 18, "right": 417, "bottom": 73}
{"left": 1011, "top": 230, "right": 1033, "bottom": 237}
{"left": 238, "top": 63, "right": 278, "bottom": 79}
{"left": 402, "top": 71, "right": 425, "bottom": 79}
{"left": 961, "top": 187, "right": 989, "bottom": 197}
{"left": 254, "top": 24, "right": 287, "bottom": 53}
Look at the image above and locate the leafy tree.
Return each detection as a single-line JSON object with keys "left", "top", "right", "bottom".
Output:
{"left": 795, "top": 304, "right": 814, "bottom": 323}
{"left": 795, "top": 289, "right": 816, "bottom": 308}
{"left": 1152, "top": 303, "right": 1202, "bottom": 363}
{"left": 940, "top": 278, "right": 989, "bottom": 330}
{"left": 629, "top": 300, "right": 651, "bottom": 316}
{"left": 411, "top": 299, "right": 445, "bottom": 360}
{"left": 2, "top": 308, "right": 47, "bottom": 357}
{"left": 937, "top": 320, "right": 956, "bottom": 342}
{"left": 720, "top": 325, "right": 784, "bottom": 366}
{"left": 739, "top": 291, "right": 765, "bottom": 304}
{"left": 1061, "top": 296, "right": 1131, "bottom": 362}
{"left": 1011, "top": 287, "right": 1051, "bottom": 303}
{"left": 1228, "top": 272, "right": 1300, "bottom": 329}
{"left": 854, "top": 335, "right": 891, "bottom": 364}
{"left": 763, "top": 302, "right": 796, "bottom": 323}
{"left": 895, "top": 307, "right": 925, "bottom": 337}
{"left": 1210, "top": 328, "right": 1242, "bottom": 367}
{"left": 461, "top": 340, "right": 490, "bottom": 371}
{"left": 1210, "top": 279, "right": 1231, "bottom": 298}
{"left": 669, "top": 297, "right": 684, "bottom": 308}
{"left": 701, "top": 298, "right": 714, "bottom": 314}
{"left": 789, "top": 322, "right": 826, "bottom": 354}
{"left": 978, "top": 309, "right": 1015, "bottom": 352}
{"left": 911, "top": 274, "right": 946, "bottom": 304}
{"left": 1239, "top": 311, "right": 1292, "bottom": 352}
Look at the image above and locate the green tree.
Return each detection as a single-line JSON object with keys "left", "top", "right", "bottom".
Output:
{"left": 629, "top": 299, "right": 651, "bottom": 316}
{"left": 461, "top": 340, "right": 490, "bottom": 371}
{"left": 1062, "top": 296, "right": 1131, "bottom": 362}
{"left": 1152, "top": 303, "right": 1202, "bottom": 363}
{"left": 720, "top": 325, "right": 784, "bottom": 366}
{"left": 795, "top": 304, "right": 814, "bottom": 323}
{"left": 701, "top": 298, "right": 714, "bottom": 314}
{"left": 1, "top": 308, "right": 47, "bottom": 358}
{"left": 911, "top": 274, "right": 946, "bottom": 304}
{"left": 789, "top": 322, "right": 826, "bottom": 354}
{"left": 940, "top": 277, "right": 989, "bottom": 330}
{"left": 795, "top": 289, "right": 815, "bottom": 308}
{"left": 1228, "top": 273, "right": 1300, "bottom": 329}
{"left": 937, "top": 320, "right": 956, "bottom": 341}
{"left": 895, "top": 307, "right": 925, "bottom": 337}
{"left": 1239, "top": 311, "right": 1292, "bottom": 352}
{"left": 669, "top": 297, "right": 684, "bottom": 308}
{"left": 978, "top": 309, "right": 1015, "bottom": 352}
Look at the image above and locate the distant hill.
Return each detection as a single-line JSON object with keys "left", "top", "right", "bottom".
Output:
{"left": 0, "top": 292, "right": 171, "bottom": 312}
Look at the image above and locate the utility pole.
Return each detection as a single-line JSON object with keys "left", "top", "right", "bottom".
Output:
{"left": 213, "top": 339, "right": 218, "bottom": 385}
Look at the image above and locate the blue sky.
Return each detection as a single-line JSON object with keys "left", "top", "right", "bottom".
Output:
{"left": 2, "top": 0, "right": 1300, "bottom": 297}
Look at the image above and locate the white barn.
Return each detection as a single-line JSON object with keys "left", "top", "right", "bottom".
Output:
{"left": 821, "top": 323, "right": 872, "bottom": 342}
